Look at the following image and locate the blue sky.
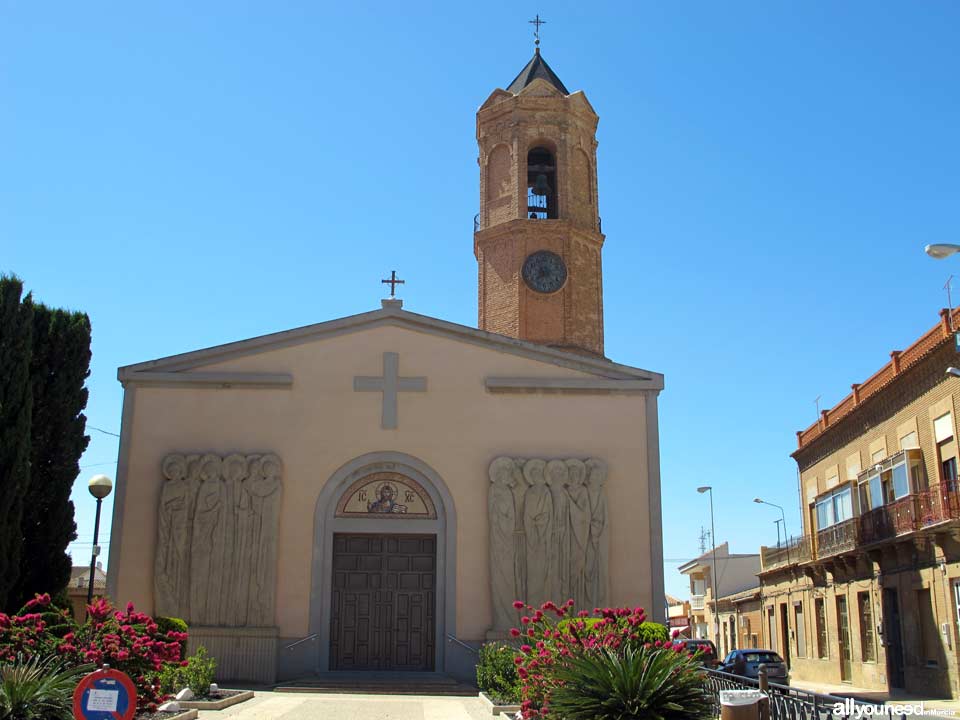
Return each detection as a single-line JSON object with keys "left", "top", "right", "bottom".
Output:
{"left": 2, "top": 2, "right": 958, "bottom": 603}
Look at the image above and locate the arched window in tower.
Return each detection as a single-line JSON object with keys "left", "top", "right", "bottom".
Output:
{"left": 527, "top": 147, "right": 557, "bottom": 220}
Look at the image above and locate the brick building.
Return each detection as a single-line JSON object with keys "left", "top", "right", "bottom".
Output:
{"left": 760, "top": 308, "right": 960, "bottom": 697}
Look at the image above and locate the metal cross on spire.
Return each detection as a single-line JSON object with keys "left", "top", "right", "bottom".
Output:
{"left": 529, "top": 14, "right": 546, "bottom": 49}
{"left": 381, "top": 270, "right": 405, "bottom": 297}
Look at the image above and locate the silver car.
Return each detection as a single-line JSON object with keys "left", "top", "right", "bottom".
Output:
{"left": 719, "top": 649, "right": 790, "bottom": 685}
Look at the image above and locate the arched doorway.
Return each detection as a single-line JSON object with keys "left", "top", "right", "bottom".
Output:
{"left": 309, "top": 452, "right": 457, "bottom": 673}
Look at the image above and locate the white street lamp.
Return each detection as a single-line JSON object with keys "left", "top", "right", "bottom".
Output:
{"left": 86, "top": 475, "right": 113, "bottom": 604}
{"left": 925, "top": 244, "right": 960, "bottom": 260}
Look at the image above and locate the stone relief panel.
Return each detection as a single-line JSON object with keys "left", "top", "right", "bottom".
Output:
{"left": 488, "top": 456, "right": 609, "bottom": 637}
{"left": 335, "top": 472, "right": 437, "bottom": 519}
{"left": 155, "top": 452, "right": 282, "bottom": 628}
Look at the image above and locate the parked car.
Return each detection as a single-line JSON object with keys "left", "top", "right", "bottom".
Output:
{"left": 675, "top": 638, "right": 719, "bottom": 667}
{"left": 719, "top": 649, "right": 790, "bottom": 685}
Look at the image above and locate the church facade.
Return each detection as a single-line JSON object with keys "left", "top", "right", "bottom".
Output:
{"left": 107, "top": 50, "right": 665, "bottom": 683}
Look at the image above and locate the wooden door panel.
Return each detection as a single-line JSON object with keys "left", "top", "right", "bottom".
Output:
{"left": 330, "top": 533, "right": 436, "bottom": 671}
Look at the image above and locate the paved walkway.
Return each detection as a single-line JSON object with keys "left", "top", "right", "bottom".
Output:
{"left": 197, "top": 691, "right": 492, "bottom": 720}
{"left": 790, "top": 679, "right": 960, "bottom": 715}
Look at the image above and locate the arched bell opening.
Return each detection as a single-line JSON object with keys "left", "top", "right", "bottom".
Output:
{"left": 527, "top": 146, "right": 557, "bottom": 220}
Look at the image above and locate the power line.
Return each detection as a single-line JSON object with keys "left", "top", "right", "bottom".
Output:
{"left": 80, "top": 460, "right": 117, "bottom": 469}
{"left": 88, "top": 426, "right": 120, "bottom": 438}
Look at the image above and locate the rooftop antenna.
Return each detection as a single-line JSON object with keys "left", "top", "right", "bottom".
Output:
{"left": 698, "top": 526, "right": 710, "bottom": 555}
{"left": 814, "top": 394, "right": 822, "bottom": 423}
{"left": 529, "top": 14, "right": 546, "bottom": 52}
{"left": 946, "top": 275, "right": 955, "bottom": 332}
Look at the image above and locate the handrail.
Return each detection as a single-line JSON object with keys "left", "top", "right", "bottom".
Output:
{"left": 283, "top": 633, "right": 318, "bottom": 651}
{"left": 446, "top": 634, "right": 479, "bottom": 656}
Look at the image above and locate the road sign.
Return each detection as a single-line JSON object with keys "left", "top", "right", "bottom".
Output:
{"left": 73, "top": 667, "right": 137, "bottom": 720}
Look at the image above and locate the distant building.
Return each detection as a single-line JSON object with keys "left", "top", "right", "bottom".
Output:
{"left": 679, "top": 543, "right": 761, "bottom": 648}
{"left": 67, "top": 562, "right": 107, "bottom": 621}
{"left": 666, "top": 594, "right": 691, "bottom": 638}
{"left": 760, "top": 308, "right": 960, "bottom": 698}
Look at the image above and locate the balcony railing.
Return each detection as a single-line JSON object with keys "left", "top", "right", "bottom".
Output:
{"left": 691, "top": 594, "right": 705, "bottom": 611}
{"left": 815, "top": 517, "right": 858, "bottom": 558}
{"left": 760, "top": 534, "right": 812, "bottom": 571}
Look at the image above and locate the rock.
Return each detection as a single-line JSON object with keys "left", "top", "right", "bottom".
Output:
{"left": 175, "top": 688, "right": 194, "bottom": 701}
{"left": 158, "top": 701, "right": 181, "bottom": 713}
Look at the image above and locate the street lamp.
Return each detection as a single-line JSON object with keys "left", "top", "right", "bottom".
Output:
{"left": 697, "top": 486, "right": 720, "bottom": 648}
{"left": 947, "top": 367, "right": 960, "bottom": 378}
{"left": 925, "top": 244, "right": 960, "bottom": 260}
{"left": 755, "top": 497, "right": 790, "bottom": 564}
{"left": 86, "top": 475, "right": 113, "bottom": 605}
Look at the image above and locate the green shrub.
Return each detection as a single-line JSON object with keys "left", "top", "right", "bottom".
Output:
{"left": 476, "top": 642, "right": 521, "bottom": 705}
{"left": 637, "top": 621, "right": 669, "bottom": 644}
{"left": 0, "top": 655, "right": 90, "bottom": 720}
{"left": 547, "top": 644, "right": 712, "bottom": 720}
{"left": 159, "top": 646, "right": 216, "bottom": 698}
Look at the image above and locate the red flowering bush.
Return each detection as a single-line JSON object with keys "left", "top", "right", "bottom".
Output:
{"left": 511, "top": 599, "right": 710, "bottom": 719}
{"left": 0, "top": 594, "right": 187, "bottom": 712}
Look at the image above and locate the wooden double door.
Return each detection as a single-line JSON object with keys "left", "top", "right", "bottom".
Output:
{"left": 330, "top": 533, "right": 436, "bottom": 671}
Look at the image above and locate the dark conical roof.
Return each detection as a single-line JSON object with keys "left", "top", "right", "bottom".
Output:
{"left": 506, "top": 49, "right": 569, "bottom": 95}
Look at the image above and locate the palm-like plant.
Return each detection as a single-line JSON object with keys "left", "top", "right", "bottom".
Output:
{"left": 546, "top": 644, "right": 713, "bottom": 720}
{"left": 0, "top": 655, "right": 89, "bottom": 720}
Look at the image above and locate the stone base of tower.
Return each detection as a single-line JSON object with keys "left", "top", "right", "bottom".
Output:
{"left": 474, "top": 218, "right": 604, "bottom": 356}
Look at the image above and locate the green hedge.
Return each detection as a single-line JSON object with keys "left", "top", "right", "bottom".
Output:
{"left": 476, "top": 642, "right": 521, "bottom": 705}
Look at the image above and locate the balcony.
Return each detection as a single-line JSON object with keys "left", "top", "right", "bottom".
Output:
{"left": 815, "top": 518, "right": 858, "bottom": 558}
{"left": 760, "top": 534, "right": 813, "bottom": 572}
{"left": 858, "top": 482, "right": 960, "bottom": 545}
{"left": 691, "top": 595, "right": 705, "bottom": 611}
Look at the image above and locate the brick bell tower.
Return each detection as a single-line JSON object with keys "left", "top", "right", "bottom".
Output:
{"left": 474, "top": 47, "right": 604, "bottom": 357}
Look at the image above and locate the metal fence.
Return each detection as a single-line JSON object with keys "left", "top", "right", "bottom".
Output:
{"left": 705, "top": 669, "right": 907, "bottom": 720}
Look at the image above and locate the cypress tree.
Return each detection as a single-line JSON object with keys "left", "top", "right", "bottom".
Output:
{"left": 0, "top": 276, "right": 34, "bottom": 610}
{"left": 10, "top": 305, "right": 90, "bottom": 609}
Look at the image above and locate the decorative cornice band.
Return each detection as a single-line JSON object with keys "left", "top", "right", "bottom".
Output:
{"left": 119, "top": 371, "right": 293, "bottom": 389}
{"left": 485, "top": 377, "right": 662, "bottom": 394}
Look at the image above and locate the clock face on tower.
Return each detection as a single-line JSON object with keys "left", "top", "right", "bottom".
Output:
{"left": 522, "top": 250, "right": 568, "bottom": 294}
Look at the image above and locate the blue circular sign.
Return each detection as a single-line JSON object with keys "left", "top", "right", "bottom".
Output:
{"left": 73, "top": 668, "right": 137, "bottom": 720}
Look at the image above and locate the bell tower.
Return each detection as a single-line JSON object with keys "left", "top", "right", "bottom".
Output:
{"left": 474, "top": 48, "right": 604, "bottom": 356}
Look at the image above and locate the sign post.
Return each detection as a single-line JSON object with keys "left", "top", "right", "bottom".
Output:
{"left": 73, "top": 666, "right": 137, "bottom": 720}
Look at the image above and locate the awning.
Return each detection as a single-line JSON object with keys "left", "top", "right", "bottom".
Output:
{"left": 671, "top": 626, "right": 690, "bottom": 637}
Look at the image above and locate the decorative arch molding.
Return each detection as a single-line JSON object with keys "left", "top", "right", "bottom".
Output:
{"left": 308, "top": 451, "right": 458, "bottom": 673}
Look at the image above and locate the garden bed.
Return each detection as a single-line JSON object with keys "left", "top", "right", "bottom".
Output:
{"left": 135, "top": 710, "right": 198, "bottom": 720}
{"left": 478, "top": 690, "right": 521, "bottom": 716}
{"left": 179, "top": 689, "right": 255, "bottom": 710}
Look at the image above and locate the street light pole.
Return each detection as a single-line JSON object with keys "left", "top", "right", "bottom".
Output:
{"left": 87, "top": 475, "right": 113, "bottom": 605}
{"left": 755, "top": 498, "right": 790, "bottom": 564}
{"left": 697, "top": 486, "right": 720, "bottom": 649}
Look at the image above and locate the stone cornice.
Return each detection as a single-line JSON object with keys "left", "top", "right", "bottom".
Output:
{"left": 485, "top": 377, "right": 662, "bottom": 394}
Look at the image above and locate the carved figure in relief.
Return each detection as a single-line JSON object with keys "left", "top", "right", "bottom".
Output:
{"left": 190, "top": 454, "right": 225, "bottom": 626}
{"left": 488, "top": 457, "right": 518, "bottom": 632}
{"left": 247, "top": 453, "right": 282, "bottom": 626}
{"left": 522, "top": 459, "right": 553, "bottom": 610}
{"left": 545, "top": 460, "right": 570, "bottom": 604}
{"left": 586, "top": 458, "right": 610, "bottom": 610}
{"left": 566, "top": 460, "right": 591, "bottom": 611}
{"left": 510, "top": 459, "right": 529, "bottom": 603}
{"left": 220, "top": 454, "right": 248, "bottom": 626}
{"left": 155, "top": 454, "right": 190, "bottom": 618}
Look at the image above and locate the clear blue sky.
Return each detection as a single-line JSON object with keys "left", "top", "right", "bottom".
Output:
{"left": 2, "top": 2, "right": 958, "bottom": 603}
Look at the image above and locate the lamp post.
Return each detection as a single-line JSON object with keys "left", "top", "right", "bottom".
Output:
{"left": 86, "top": 475, "right": 113, "bottom": 605}
{"left": 696, "top": 486, "right": 720, "bottom": 648}
{"left": 755, "top": 498, "right": 790, "bottom": 564}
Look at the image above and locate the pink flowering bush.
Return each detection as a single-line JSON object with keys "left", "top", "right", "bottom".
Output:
{"left": 510, "top": 600, "right": 711, "bottom": 719}
{"left": 0, "top": 594, "right": 187, "bottom": 712}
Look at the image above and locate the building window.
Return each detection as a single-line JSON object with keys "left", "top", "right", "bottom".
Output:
{"left": 815, "top": 597, "right": 828, "bottom": 659}
{"left": 767, "top": 607, "right": 776, "bottom": 651}
{"left": 526, "top": 147, "right": 557, "bottom": 219}
{"left": 815, "top": 486, "right": 853, "bottom": 530}
{"left": 858, "top": 592, "right": 876, "bottom": 662}
{"left": 794, "top": 602, "right": 806, "bottom": 658}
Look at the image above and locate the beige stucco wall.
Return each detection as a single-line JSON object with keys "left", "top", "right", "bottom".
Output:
{"left": 110, "top": 323, "right": 657, "bottom": 643}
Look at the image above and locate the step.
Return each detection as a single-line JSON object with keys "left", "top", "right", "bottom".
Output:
{"left": 275, "top": 673, "right": 477, "bottom": 696}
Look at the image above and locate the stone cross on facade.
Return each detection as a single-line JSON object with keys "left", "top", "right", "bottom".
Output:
{"left": 353, "top": 351, "right": 427, "bottom": 429}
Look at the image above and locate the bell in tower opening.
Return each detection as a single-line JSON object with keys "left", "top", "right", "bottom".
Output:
{"left": 474, "top": 47, "right": 605, "bottom": 357}
{"left": 527, "top": 146, "right": 556, "bottom": 220}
